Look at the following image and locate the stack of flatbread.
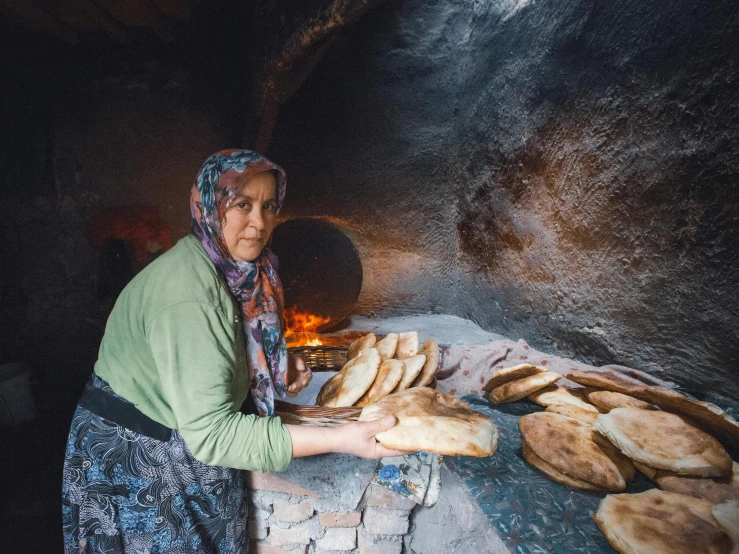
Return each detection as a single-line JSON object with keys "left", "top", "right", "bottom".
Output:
{"left": 359, "top": 387, "right": 498, "bottom": 457}
{"left": 483, "top": 363, "right": 562, "bottom": 403}
{"left": 519, "top": 412, "right": 634, "bottom": 492}
{"left": 594, "top": 489, "right": 733, "bottom": 554}
{"left": 316, "top": 331, "right": 440, "bottom": 408}
{"left": 476, "top": 361, "right": 739, "bottom": 552}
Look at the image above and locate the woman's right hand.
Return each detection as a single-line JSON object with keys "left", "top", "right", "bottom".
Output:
{"left": 287, "top": 414, "right": 413, "bottom": 459}
{"left": 333, "top": 415, "right": 412, "bottom": 459}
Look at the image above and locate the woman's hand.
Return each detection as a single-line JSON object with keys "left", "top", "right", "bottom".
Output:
{"left": 286, "top": 353, "right": 312, "bottom": 397}
{"left": 335, "top": 415, "right": 413, "bottom": 459}
{"left": 286, "top": 415, "right": 413, "bottom": 459}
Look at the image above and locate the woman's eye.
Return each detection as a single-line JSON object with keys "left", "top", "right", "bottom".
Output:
{"left": 237, "top": 202, "right": 249, "bottom": 210}
{"left": 264, "top": 203, "right": 277, "bottom": 213}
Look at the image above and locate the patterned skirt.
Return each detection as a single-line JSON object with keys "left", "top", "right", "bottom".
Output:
{"left": 62, "top": 375, "right": 247, "bottom": 554}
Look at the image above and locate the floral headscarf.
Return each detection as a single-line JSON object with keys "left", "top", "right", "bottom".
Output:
{"left": 190, "top": 149, "right": 288, "bottom": 417}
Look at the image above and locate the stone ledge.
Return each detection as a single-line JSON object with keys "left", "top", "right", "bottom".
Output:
{"left": 247, "top": 472, "right": 320, "bottom": 498}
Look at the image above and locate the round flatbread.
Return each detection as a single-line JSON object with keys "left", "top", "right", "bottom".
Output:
{"left": 482, "top": 363, "right": 546, "bottom": 392}
{"left": 594, "top": 408, "right": 733, "bottom": 478}
{"left": 396, "top": 331, "right": 419, "bottom": 359}
{"left": 545, "top": 404, "right": 599, "bottom": 424}
{"left": 712, "top": 501, "right": 739, "bottom": 554}
{"left": 528, "top": 385, "right": 599, "bottom": 412}
{"left": 411, "top": 339, "right": 440, "bottom": 388}
{"left": 635, "top": 461, "right": 739, "bottom": 504}
{"left": 521, "top": 436, "right": 607, "bottom": 492}
{"left": 376, "top": 333, "right": 399, "bottom": 361}
{"left": 586, "top": 390, "right": 656, "bottom": 412}
{"left": 593, "top": 489, "right": 732, "bottom": 554}
{"left": 634, "top": 387, "right": 739, "bottom": 456}
{"left": 592, "top": 431, "right": 636, "bottom": 483}
{"left": 567, "top": 370, "right": 739, "bottom": 454}
{"left": 393, "top": 354, "right": 426, "bottom": 392}
{"left": 490, "top": 372, "right": 561, "bottom": 404}
{"left": 355, "top": 359, "right": 405, "bottom": 408}
{"left": 347, "top": 333, "right": 377, "bottom": 362}
{"left": 519, "top": 412, "right": 626, "bottom": 491}
{"left": 565, "top": 369, "right": 645, "bottom": 393}
{"left": 359, "top": 387, "right": 498, "bottom": 457}
{"left": 316, "top": 347, "right": 380, "bottom": 407}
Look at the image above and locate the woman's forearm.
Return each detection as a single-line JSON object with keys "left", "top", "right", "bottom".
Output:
{"left": 286, "top": 424, "right": 340, "bottom": 457}
{"left": 285, "top": 416, "right": 410, "bottom": 460}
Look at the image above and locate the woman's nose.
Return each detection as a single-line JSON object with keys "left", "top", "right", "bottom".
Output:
{"left": 250, "top": 206, "right": 266, "bottom": 230}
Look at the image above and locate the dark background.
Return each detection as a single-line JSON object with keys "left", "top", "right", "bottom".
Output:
{"left": 1, "top": 0, "right": 738, "bottom": 550}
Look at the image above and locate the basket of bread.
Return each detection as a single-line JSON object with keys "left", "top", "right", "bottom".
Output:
{"left": 276, "top": 331, "right": 499, "bottom": 458}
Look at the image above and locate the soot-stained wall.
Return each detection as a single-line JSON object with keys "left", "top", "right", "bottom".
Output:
{"left": 268, "top": 0, "right": 739, "bottom": 397}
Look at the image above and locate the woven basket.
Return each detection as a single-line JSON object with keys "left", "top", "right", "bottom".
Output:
{"left": 288, "top": 345, "right": 347, "bottom": 371}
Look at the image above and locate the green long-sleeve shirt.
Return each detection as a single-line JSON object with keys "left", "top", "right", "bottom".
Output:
{"left": 94, "top": 234, "right": 292, "bottom": 471}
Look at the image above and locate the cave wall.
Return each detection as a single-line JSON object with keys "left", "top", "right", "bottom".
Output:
{"left": 268, "top": 0, "right": 739, "bottom": 397}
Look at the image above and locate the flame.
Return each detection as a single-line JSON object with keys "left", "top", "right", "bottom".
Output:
{"left": 283, "top": 307, "right": 332, "bottom": 347}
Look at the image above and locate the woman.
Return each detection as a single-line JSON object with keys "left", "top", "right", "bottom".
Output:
{"left": 62, "top": 149, "right": 405, "bottom": 554}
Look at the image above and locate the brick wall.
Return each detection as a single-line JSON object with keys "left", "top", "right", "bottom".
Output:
{"left": 247, "top": 471, "right": 418, "bottom": 554}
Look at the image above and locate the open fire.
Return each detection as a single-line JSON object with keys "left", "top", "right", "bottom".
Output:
{"left": 283, "top": 307, "right": 333, "bottom": 347}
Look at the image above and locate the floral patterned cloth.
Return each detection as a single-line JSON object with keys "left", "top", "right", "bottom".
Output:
{"left": 190, "top": 149, "right": 288, "bottom": 417}
{"left": 62, "top": 375, "right": 246, "bottom": 554}
{"left": 373, "top": 451, "right": 443, "bottom": 506}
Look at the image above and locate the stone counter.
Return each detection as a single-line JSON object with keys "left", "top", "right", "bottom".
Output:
{"left": 246, "top": 462, "right": 507, "bottom": 554}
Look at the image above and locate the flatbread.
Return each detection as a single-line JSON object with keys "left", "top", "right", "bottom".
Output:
{"left": 592, "top": 431, "right": 636, "bottom": 483}
{"left": 490, "top": 372, "right": 561, "bottom": 404}
{"left": 521, "top": 436, "right": 607, "bottom": 492}
{"left": 376, "top": 333, "right": 398, "bottom": 361}
{"left": 712, "top": 501, "right": 739, "bottom": 554}
{"left": 347, "top": 333, "right": 377, "bottom": 362}
{"left": 482, "top": 363, "right": 546, "bottom": 392}
{"left": 568, "top": 370, "right": 739, "bottom": 454}
{"left": 316, "top": 347, "right": 380, "bottom": 407}
{"left": 411, "top": 339, "right": 440, "bottom": 388}
{"left": 545, "top": 404, "right": 599, "bottom": 424}
{"left": 635, "top": 461, "right": 739, "bottom": 504}
{"left": 594, "top": 408, "right": 733, "bottom": 478}
{"left": 528, "top": 385, "right": 600, "bottom": 412}
{"left": 355, "top": 359, "right": 405, "bottom": 408}
{"left": 396, "top": 331, "right": 419, "bottom": 359}
{"left": 633, "top": 461, "right": 658, "bottom": 480}
{"left": 593, "top": 489, "right": 732, "bottom": 554}
{"left": 566, "top": 368, "right": 646, "bottom": 393}
{"left": 359, "top": 387, "right": 498, "bottom": 457}
{"left": 586, "top": 390, "right": 656, "bottom": 412}
{"left": 394, "top": 354, "right": 426, "bottom": 392}
{"left": 633, "top": 387, "right": 739, "bottom": 456}
{"left": 519, "top": 412, "right": 626, "bottom": 491}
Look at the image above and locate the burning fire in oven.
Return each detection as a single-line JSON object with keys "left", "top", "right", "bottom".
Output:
{"left": 283, "top": 307, "right": 334, "bottom": 347}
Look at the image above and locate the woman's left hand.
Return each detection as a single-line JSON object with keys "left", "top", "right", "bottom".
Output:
{"left": 287, "top": 354, "right": 312, "bottom": 397}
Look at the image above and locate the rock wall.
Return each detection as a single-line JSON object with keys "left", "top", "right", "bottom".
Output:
{"left": 268, "top": 0, "right": 739, "bottom": 398}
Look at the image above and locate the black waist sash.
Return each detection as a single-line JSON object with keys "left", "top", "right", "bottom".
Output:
{"left": 78, "top": 383, "right": 173, "bottom": 442}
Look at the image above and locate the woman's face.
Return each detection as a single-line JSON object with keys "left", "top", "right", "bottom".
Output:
{"left": 222, "top": 170, "right": 278, "bottom": 262}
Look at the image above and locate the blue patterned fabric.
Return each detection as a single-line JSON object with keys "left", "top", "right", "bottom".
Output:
{"left": 62, "top": 375, "right": 246, "bottom": 554}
